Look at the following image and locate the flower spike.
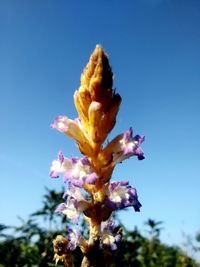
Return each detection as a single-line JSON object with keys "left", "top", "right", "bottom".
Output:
{"left": 50, "top": 45, "right": 145, "bottom": 267}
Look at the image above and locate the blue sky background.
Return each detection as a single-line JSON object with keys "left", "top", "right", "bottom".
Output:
{"left": 1, "top": 0, "right": 200, "bottom": 255}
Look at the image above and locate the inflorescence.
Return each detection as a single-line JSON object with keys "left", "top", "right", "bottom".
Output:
{"left": 50, "top": 45, "right": 145, "bottom": 267}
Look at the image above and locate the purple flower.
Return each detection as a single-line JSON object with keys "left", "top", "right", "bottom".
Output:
{"left": 121, "top": 128, "right": 145, "bottom": 160}
{"left": 51, "top": 116, "right": 70, "bottom": 133}
{"left": 50, "top": 151, "right": 98, "bottom": 187}
{"left": 67, "top": 228, "right": 87, "bottom": 251}
{"left": 67, "top": 228, "right": 81, "bottom": 251}
{"left": 64, "top": 157, "right": 98, "bottom": 187}
{"left": 50, "top": 151, "right": 71, "bottom": 178}
{"left": 113, "top": 128, "right": 145, "bottom": 163}
{"left": 100, "top": 219, "right": 122, "bottom": 250}
{"left": 104, "top": 181, "right": 142, "bottom": 212}
{"left": 55, "top": 186, "right": 90, "bottom": 223}
{"left": 100, "top": 127, "right": 145, "bottom": 167}
{"left": 51, "top": 115, "right": 89, "bottom": 145}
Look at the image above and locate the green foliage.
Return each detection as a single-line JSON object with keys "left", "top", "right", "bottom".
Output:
{"left": 0, "top": 189, "right": 199, "bottom": 267}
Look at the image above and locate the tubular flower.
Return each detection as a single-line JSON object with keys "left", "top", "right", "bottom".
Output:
{"left": 100, "top": 220, "right": 122, "bottom": 250}
{"left": 50, "top": 151, "right": 71, "bottom": 178}
{"left": 50, "top": 151, "right": 98, "bottom": 187}
{"left": 55, "top": 186, "right": 90, "bottom": 223}
{"left": 98, "top": 127, "right": 145, "bottom": 168}
{"left": 67, "top": 228, "right": 81, "bottom": 251}
{"left": 67, "top": 228, "right": 86, "bottom": 251}
{"left": 64, "top": 157, "right": 98, "bottom": 187}
{"left": 51, "top": 116, "right": 85, "bottom": 143}
{"left": 51, "top": 116, "right": 94, "bottom": 156}
{"left": 104, "top": 181, "right": 142, "bottom": 211}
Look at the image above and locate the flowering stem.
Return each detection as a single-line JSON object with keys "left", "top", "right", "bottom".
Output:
{"left": 88, "top": 219, "right": 100, "bottom": 241}
{"left": 50, "top": 45, "right": 144, "bottom": 267}
{"left": 81, "top": 249, "right": 106, "bottom": 267}
{"left": 80, "top": 220, "right": 105, "bottom": 267}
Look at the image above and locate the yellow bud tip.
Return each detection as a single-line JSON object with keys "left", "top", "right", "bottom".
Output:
{"left": 74, "top": 45, "right": 122, "bottom": 151}
{"left": 80, "top": 44, "right": 113, "bottom": 102}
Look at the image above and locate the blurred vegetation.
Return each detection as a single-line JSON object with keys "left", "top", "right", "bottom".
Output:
{"left": 0, "top": 188, "right": 199, "bottom": 267}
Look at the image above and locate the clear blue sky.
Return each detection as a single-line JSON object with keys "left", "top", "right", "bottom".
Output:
{"left": 1, "top": 0, "right": 200, "bottom": 252}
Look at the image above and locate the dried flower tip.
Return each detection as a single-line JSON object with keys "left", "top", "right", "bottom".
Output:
{"left": 53, "top": 235, "right": 69, "bottom": 264}
{"left": 53, "top": 235, "right": 69, "bottom": 255}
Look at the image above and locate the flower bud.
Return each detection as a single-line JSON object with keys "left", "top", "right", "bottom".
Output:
{"left": 74, "top": 45, "right": 122, "bottom": 149}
